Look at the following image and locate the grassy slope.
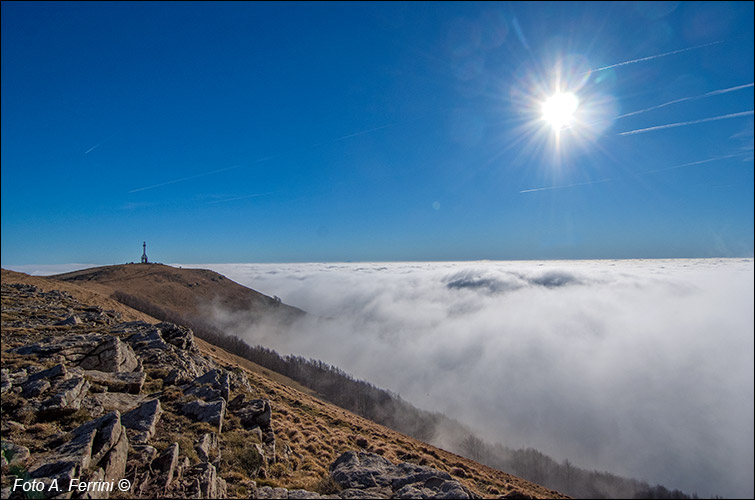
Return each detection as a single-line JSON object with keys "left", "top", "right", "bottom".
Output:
{"left": 52, "top": 263, "right": 303, "bottom": 320}
{"left": 2, "top": 266, "right": 567, "bottom": 498}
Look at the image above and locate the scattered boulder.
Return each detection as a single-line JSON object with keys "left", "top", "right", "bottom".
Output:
{"left": 330, "top": 451, "right": 395, "bottom": 489}
{"left": 185, "top": 369, "right": 230, "bottom": 402}
{"left": 190, "top": 462, "right": 227, "bottom": 499}
{"left": 13, "top": 334, "right": 103, "bottom": 361}
{"left": 257, "top": 486, "right": 292, "bottom": 499}
{"left": 119, "top": 321, "right": 215, "bottom": 385}
{"left": 0, "top": 369, "right": 11, "bottom": 394}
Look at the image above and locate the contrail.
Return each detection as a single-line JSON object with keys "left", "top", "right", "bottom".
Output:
{"left": 642, "top": 153, "right": 748, "bottom": 173}
{"left": 588, "top": 41, "right": 722, "bottom": 74}
{"left": 519, "top": 153, "right": 748, "bottom": 194}
{"left": 311, "top": 124, "right": 392, "bottom": 148}
{"left": 128, "top": 164, "right": 242, "bottom": 193}
{"left": 128, "top": 125, "right": 390, "bottom": 194}
{"left": 206, "top": 192, "right": 274, "bottom": 204}
{"left": 618, "top": 110, "right": 754, "bottom": 136}
{"left": 84, "top": 142, "right": 102, "bottom": 155}
{"left": 519, "top": 178, "right": 614, "bottom": 193}
{"left": 616, "top": 83, "right": 754, "bottom": 120}
{"left": 332, "top": 124, "right": 391, "bottom": 142}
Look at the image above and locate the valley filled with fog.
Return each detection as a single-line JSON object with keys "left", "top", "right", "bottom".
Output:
{"left": 197, "top": 259, "right": 753, "bottom": 499}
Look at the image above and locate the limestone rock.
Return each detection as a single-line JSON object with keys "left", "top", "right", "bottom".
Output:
{"left": 13, "top": 334, "right": 103, "bottom": 362}
{"left": 185, "top": 369, "right": 231, "bottom": 402}
{"left": 84, "top": 369, "right": 145, "bottom": 394}
{"left": 182, "top": 398, "right": 226, "bottom": 432}
{"left": 39, "top": 376, "right": 90, "bottom": 416}
{"left": 79, "top": 336, "right": 139, "bottom": 373}
{"left": 30, "top": 411, "right": 129, "bottom": 496}
{"left": 28, "top": 363, "right": 67, "bottom": 382}
{"left": 192, "top": 462, "right": 227, "bottom": 498}
{"left": 119, "top": 321, "right": 215, "bottom": 386}
{"left": 121, "top": 398, "right": 162, "bottom": 444}
{"left": 93, "top": 392, "right": 146, "bottom": 413}
{"left": 237, "top": 398, "right": 272, "bottom": 429}
{"left": 330, "top": 451, "right": 395, "bottom": 489}
{"left": 0, "top": 369, "right": 10, "bottom": 394}
{"left": 329, "top": 452, "right": 476, "bottom": 499}
{"left": 21, "top": 378, "right": 51, "bottom": 398}
{"left": 257, "top": 486, "right": 291, "bottom": 499}
{"left": 195, "top": 432, "right": 219, "bottom": 463}
{"left": 153, "top": 442, "right": 179, "bottom": 488}
{"left": 157, "top": 322, "right": 199, "bottom": 352}
{"left": 288, "top": 490, "right": 325, "bottom": 499}
{"left": 55, "top": 315, "right": 82, "bottom": 326}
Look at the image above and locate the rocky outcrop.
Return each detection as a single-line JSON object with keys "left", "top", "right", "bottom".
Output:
{"left": 39, "top": 376, "right": 91, "bottom": 417}
{"left": 230, "top": 394, "right": 276, "bottom": 452}
{"left": 1, "top": 279, "right": 512, "bottom": 500}
{"left": 185, "top": 369, "right": 230, "bottom": 402}
{"left": 182, "top": 398, "right": 226, "bottom": 432}
{"left": 247, "top": 452, "right": 478, "bottom": 499}
{"left": 329, "top": 451, "right": 477, "bottom": 499}
{"left": 118, "top": 321, "right": 213, "bottom": 386}
{"left": 195, "top": 432, "right": 220, "bottom": 463}
{"left": 29, "top": 411, "right": 128, "bottom": 498}
{"left": 12, "top": 334, "right": 140, "bottom": 374}
{"left": 83, "top": 369, "right": 145, "bottom": 394}
{"left": 78, "top": 336, "right": 140, "bottom": 373}
{"left": 121, "top": 398, "right": 163, "bottom": 444}
{"left": 153, "top": 442, "right": 179, "bottom": 487}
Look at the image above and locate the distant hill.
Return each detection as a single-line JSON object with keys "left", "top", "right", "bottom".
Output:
{"left": 53, "top": 263, "right": 304, "bottom": 323}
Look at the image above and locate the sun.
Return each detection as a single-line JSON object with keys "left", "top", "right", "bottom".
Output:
{"left": 541, "top": 91, "right": 579, "bottom": 131}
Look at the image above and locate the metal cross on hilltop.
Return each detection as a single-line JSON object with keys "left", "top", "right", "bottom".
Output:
{"left": 141, "top": 242, "right": 148, "bottom": 264}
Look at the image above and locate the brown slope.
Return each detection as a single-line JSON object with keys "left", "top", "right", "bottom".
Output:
{"left": 52, "top": 263, "right": 303, "bottom": 323}
{"left": 1, "top": 268, "right": 157, "bottom": 324}
{"left": 1, "top": 269, "right": 568, "bottom": 498}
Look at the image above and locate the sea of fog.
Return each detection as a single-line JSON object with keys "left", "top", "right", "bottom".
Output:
{"left": 193, "top": 259, "right": 753, "bottom": 499}
{"left": 11, "top": 259, "right": 753, "bottom": 497}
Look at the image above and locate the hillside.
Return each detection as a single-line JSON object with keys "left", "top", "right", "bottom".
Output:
{"left": 1, "top": 267, "right": 566, "bottom": 499}
{"left": 53, "top": 264, "right": 304, "bottom": 323}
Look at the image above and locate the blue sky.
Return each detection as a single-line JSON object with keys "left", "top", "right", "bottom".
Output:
{"left": 2, "top": 1, "right": 753, "bottom": 265}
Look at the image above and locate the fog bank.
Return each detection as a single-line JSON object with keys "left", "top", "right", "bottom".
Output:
{"left": 192, "top": 259, "right": 753, "bottom": 498}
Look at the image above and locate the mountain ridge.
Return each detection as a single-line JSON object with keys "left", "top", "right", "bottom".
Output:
{"left": 1, "top": 266, "right": 566, "bottom": 499}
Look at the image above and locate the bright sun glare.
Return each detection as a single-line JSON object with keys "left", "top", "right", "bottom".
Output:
{"left": 542, "top": 92, "right": 579, "bottom": 131}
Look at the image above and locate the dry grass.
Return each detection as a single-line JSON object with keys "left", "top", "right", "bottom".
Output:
{"left": 1, "top": 267, "right": 568, "bottom": 499}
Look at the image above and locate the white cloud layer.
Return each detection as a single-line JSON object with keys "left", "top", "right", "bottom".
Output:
{"left": 195, "top": 259, "right": 754, "bottom": 499}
